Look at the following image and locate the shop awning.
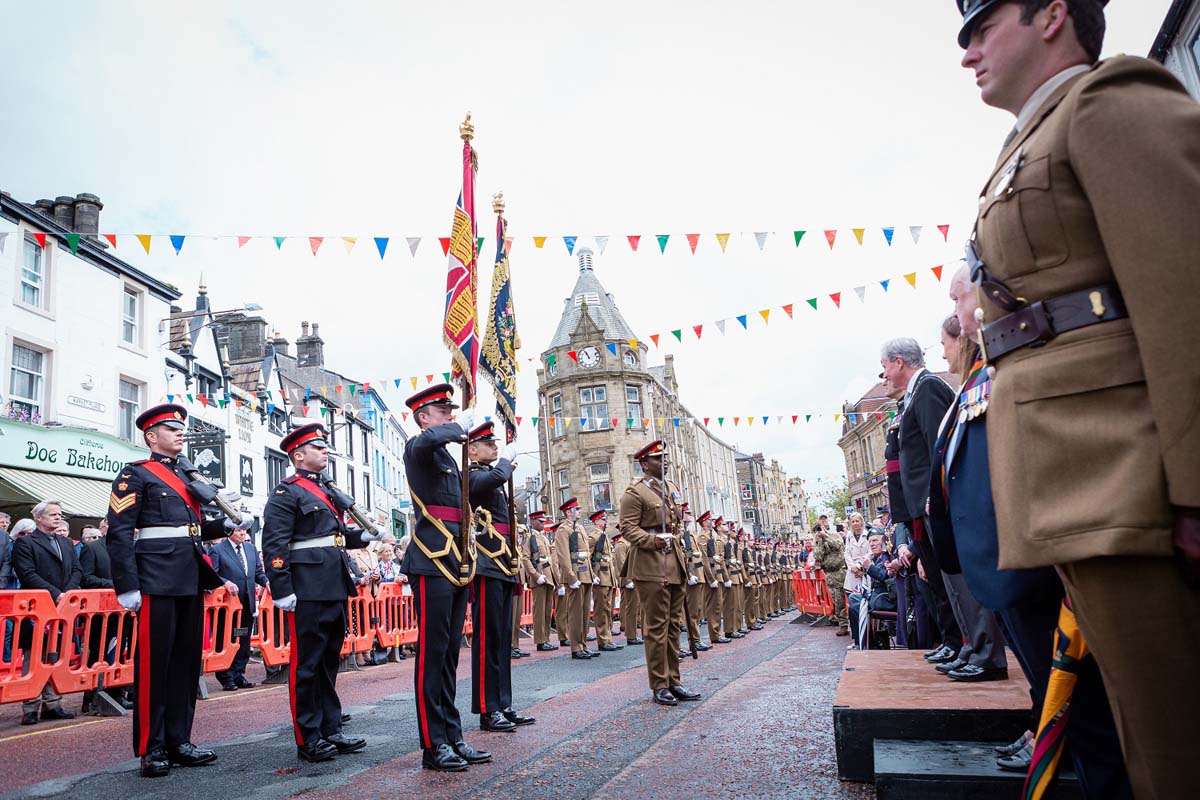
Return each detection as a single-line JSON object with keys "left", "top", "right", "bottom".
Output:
{"left": 0, "top": 467, "right": 112, "bottom": 518}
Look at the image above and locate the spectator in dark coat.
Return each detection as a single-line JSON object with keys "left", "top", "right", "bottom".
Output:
{"left": 209, "top": 523, "right": 267, "bottom": 690}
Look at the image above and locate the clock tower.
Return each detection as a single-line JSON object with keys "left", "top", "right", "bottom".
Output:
{"left": 536, "top": 247, "right": 654, "bottom": 515}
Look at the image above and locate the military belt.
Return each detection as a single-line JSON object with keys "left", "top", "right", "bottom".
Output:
{"left": 982, "top": 283, "right": 1126, "bottom": 361}
{"left": 290, "top": 534, "right": 346, "bottom": 550}
{"left": 139, "top": 525, "right": 200, "bottom": 540}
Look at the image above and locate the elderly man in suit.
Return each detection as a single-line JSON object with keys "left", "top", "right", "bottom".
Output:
{"left": 210, "top": 522, "right": 267, "bottom": 690}
{"left": 957, "top": 2, "right": 1200, "bottom": 792}
{"left": 12, "top": 500, "right": 81, "bottom": 725}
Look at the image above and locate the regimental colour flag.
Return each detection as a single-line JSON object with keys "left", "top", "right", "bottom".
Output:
{"left": 480, "top": 210, "right": 521, "bottom": 443}
{"left": 443, "top": 137, "right": 480, "bottom": 408}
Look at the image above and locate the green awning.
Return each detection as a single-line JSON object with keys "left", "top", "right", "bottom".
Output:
{"left": 0, "top": 467, "right": 112, "bottom": 518}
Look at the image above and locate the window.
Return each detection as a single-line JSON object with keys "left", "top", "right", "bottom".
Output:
{"left": 547, "top": 356, "right": 558, "bottom": 377}
{"left": 578, "top": 385, "right": 610, "bottom": 431}
{"left": 744, "top": 509, "right": 755, "bottom": 522}
{"left": 347, "top": 425, "right": 354, "bottom": 458}
{"left": 8, "top": 343, "right": 45, "bottom": 423}
{"left": 348, "top": 469, "right": 356, "bottom": 501}
{"left": 118, "top": 378, "right": 142, "bottom": 442}
{"left": 21, "top": 237, "right": 46, "bottom": 308}
{"left": 365, "top": 481, "right": 371, "bottom": 511}
{"left": 550, "top": 393, "right": 563, "bottom": 438}
{"left": 266, "top": 449, "right": 288, "bottom": 487}
{"left": 631, "top": 459, "right": 644, "bottom": 479}
{"left": 268, "top": 409, "right": 287, "bottom": 436}
{"left": 121, "top": 287, "right": 140, "bottom": 346}
{"left": 589, "top": 463, "right": 612, "bottom": 511}
{"left": 330, "top": 460, "right": 339, "bottom": 483}
{"left": 625, "top": 384, "right": 643, "bottom": 429}
{"left": 362, "top": 430, "right": 369, "bottom": 465}
{"left": 327, "top": 416, "right": 337, "bottom": 449}
{"left": 557, "top": 468, "right": 570, "bottom": 507}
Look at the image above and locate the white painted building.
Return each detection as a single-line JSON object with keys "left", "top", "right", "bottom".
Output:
{"left": 1152, "top": 0, "right": 1200, "bottom": 99}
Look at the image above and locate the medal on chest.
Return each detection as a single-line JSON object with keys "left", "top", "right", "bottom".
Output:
{"left": 992, "top": 146, "right": 1024, "bottom": 198}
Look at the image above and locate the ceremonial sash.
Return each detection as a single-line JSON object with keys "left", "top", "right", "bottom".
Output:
{"left": 291, "top": 476, "right": 346, "bottom": 524}
{"left": 141, "top": 461, "right": 201, "bottom": 521}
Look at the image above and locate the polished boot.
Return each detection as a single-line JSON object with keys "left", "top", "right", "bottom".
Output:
{"left": 537, "top": 642, "right": 556, "bottom": 651}
{"left": 168, "top": 743, "right": 217, "bottom": 767}
{"left": 40, "top": 706, "right": 75, "bottom": 720}
{"left": 20, "top": 712, "right": 38, "bottom": 726}
{"left": 140, "top": 750, "right": 171, "bottom": 777}
{"left": 669, "top": 685, "right": 701, "bottom": 701}
{"left": 626, "top": 637, "right": 644, "bottom": 645}
{"left": 480, "top": 711, "right": 517, "bottom": 732}
{"left": 326, "top": 733, "right": 366, "bottom": 754}
{"left": 652, "top": 688, "right": 678, "bottom": 706}
{"left": 571, "top": 650, "right": 593, "bottom": 660}
{"left": 935, "top": 657, "right": 968, "bottom": 674}
{"left": 298, "top": 739, "right": 338, "bottom": 762}
{"left": 713, "top": 636, "right": 732, "bottom": 644}
{"left": 598, "top": 642, "right": 623, "bottom": 651}
{"left": 422, "top": 743, "right": 468, "bottom": 771}
{"left": 452, "top": 740, "right": 491, "bottom": 764}
{"left": 502, "top": 708, "right": 536, "bottom": 726}
{"left": 234, "top": 678, "right": 256, "bottom": 688}
{"left": 695, "top": 641, "right": 713, "bottom": 651}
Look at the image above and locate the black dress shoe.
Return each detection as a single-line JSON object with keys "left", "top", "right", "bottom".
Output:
{"left": 677, "top": 649, "right": 690, "bottom": 659}
{"left": 935, "top": 657, "right": 968, "bottom": 674}
{"left": 510, "top": 648, "right": 524, "bottom": 658}
{"left": 571, "top": 650, "right": 592, "bottom": 660}
{"left": 669, "top": 685, "right": 701, "bottom": 701}
{"left": 997, "top": 741, "right": 1033, "bottom": 771}
{"left": 626, "top": 637, "right": 644, "bottom": 645}
{"left": 561, "top": 639, "right": 571, "bottom": 647}
{"left": 994, "top": 733, "right": 1030, "bottom": 756}
{"left": 221, "top": 682, "right": 238, "bottom": 691}
{"left": 168, "top": 742, "right": 217, "bottom": 766}
{"left": 729, "top": 631, "right": 745, "bottom": 639}
{"left": 298, "top": 739, "right": 338, "bottom": 763}
{"left": 929, "top": 648, "right": 959, "bottom": 665}
{"left": 140, "top": 750, "right": 171, "bottom": 777}
{"left": 652, "top": 688, "right": 678, "bottom": 706}
{"left": 40, "top": 706, "right": 76, "bottom": 720}
{"left": 502, "top": 708, "right": 536, "bottom": 726}
{"left": 923, "top": 644, "right": 946, "bottom": 659}
{"left": 749, "top": 624, "right": 764, "bottom": 631}
{"left": 737, "top": 628, "right": 749, "bottom": 634}
{"left": 537, "top": 643, "right": 557, "bottom": 651}
{"left": 326, "top": 733, "right": 366, "bottom": 753}
{"left": 234, "top": 678, "right": 256, "bottom": 689}
{"left": 714, "top": 636, "right": 732, "bottom": 644}
{"left": 480, "top": 711, "right": 517, "bottom": 732}
{"left": 452, "top": 740, "right": 491, "bottom": 764}
{"left": 695, "top": 642, "right": 713, "bottom": 651}
{"left": 20, "top": 712, "right": 38, "bottom": 726}
{"left": 586, "top": 633, "right": 597, "bottom": 641}
{"left": 422, "top": 743, "right": 468, "bottom": 771}
{"left": 341, "top": 713, "right": 352, "bottom": 724}
{"left": 598, "top": 642, "right": 623, "bottom": 651}
{"left": 948, "top": 665, "right": 1009, "bottom": 682}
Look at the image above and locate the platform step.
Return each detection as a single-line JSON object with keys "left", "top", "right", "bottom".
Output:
{"left": 873, "top": 739, "right": 1082, "bottom": 800}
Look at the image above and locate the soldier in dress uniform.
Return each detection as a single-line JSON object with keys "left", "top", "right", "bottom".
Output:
{"left": 676, "top": 504, "right": 711, "bottom": 656}
{"left": 465, "top": 422, "right": 535, "bottom": 733}
{"left": 554, "top": 498, "right": 597, "bottom": 660}
{"left": 587, "top": 510, "right": 623, "bottom": 652}
{"left": 618, "top": 440, "right": 701, "bottom": 707}
{"left": 753, "top": 538, "right": 770, "bottom": 623}
{"left": 720, "top": 522, "right": 745, "bottom": 638}
{"left": 701, "top": 514, "right": 730, "bottom": 644}
{"left": 261, "top": 423, "right": 372, "bottom": 763}
{"left": 511, "top": 524, "right": 529, "bottom": 659}
{"left": 105, "top": 403, "right": 230, "bottom": 778}
{"left": 612, "top": 524, "right": 643, "bottom": 645}
{"left": 742, "top": 532, "right": 765, "bottom": 630}
{"left": 399, "top": 383, "right": 490, "bottom": 772}
{"left": 523, "top": 511, "right": 556, "bottom": 651}
{"left": 544, "top": 520, "right": 569, "bottom": 648}
{"left": 957, "top": 2, "right": 1200, "bottom": 792}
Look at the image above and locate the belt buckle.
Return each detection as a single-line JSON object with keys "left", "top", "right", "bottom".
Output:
{"left": 1025, "top": 303, "right": 1055, "bottom": 348}
{"left": 334, "top": 534, "right": 346, "bottom": 547}
{"left": 187, "top": 524, "right": 200, "bottom": 538}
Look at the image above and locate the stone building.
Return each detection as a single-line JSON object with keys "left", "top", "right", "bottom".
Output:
{"left": 836, "top": 381, "right": 895, "bottom": 521}
{"left": 735, "top": 452, "right": 796, "bottom": 539}
{"left": 535, "top": 247, "right": 739, "bottom": 519}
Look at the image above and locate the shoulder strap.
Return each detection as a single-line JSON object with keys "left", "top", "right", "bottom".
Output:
{"left": 291, "top": 475, "right": 344, "bottom": 523}
{"left": 141, "top": 461, "right": 201, "bottom": 520}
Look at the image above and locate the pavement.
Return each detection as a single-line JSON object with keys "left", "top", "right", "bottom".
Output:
{"left": 0, "top": 612, "right": 874, "bottom": 800}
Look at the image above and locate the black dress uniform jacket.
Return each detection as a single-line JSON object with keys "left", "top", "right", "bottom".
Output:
{"left": 468, "top": 459, "right": 518, "bottom": 583}
{"left": 12, "top": 530, "right": 81, "bottom": 602}
{"left": 105, "top": 455, "right": 227, "bottom": 596}
{"left": 401, "top": 422, "right": 469, "bottom": 581}
{"left": 262, "top": 470, "right": 368, "bottom": 602}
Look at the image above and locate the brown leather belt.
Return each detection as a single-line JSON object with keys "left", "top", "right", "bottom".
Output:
{"left": 982, "top": 283, "right": 1126, "bottom": 361}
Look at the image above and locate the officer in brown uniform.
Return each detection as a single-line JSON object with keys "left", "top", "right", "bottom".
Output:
{"left": 742, "top": 532, "right": 765, "bottom": 630}
{"left": 700, "top": 513, "right": 730, "bottom": 643}
{"left": 676, "top": 503, "right": 711, "bottom": 656}
{"left": 958, "top": 2, "right": 1200, "bottom": 794}
{"left": 719, "top": 521, "right": 745, "bottom": 639}
{"left": 523, "top": 511, "right": 556, "bottom": 652}
{"left": 554, "top": 498, "right": 597, "bottom": 659}
{"left": 618, "top": 440, "right": 701, "bottom": 707}
{"left": 587, "top": 510, "right": 623, "bottom": 652}
{"left": 612, "top": 527, "right": 643, "bottom": 644}
{"left": 510, "top": 524, "right": 529, "bottom": 659}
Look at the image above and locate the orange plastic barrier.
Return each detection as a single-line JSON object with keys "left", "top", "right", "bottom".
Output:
{"left": 519, "top": 587, "right": 533, "bottom": 626}
{"left": 0, "top": 590, "right": 64, "bottom": 704}
{"left": 340, "top": 587, "right": 375, "bottom": 657}
{"left": 254, "top": 590, "right": 291, "bottom": 668}
{"left": 50, "top": 590, "right": 137, "bottom": 695}
{"left": 792, "top": 569, "right": 836, "bottom": 616}
{"left": 374, "top": 583, "right": 418, "bottom": 649}
{"left": 202, "top": 587, "right": 244, "bottom": 674}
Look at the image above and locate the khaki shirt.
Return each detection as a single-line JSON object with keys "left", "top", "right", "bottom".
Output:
{"left": 617, "top": 478, "right": 685, "bottom": 585}
{"left": 554, "top": 519, "right": 594, "bottom": 587}
{"left": 590, "top": 526, "right": 616, "bottom": 588}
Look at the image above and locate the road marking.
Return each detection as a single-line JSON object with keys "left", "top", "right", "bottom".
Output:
{"left": 202, "top": 685, "right": 285, "bottom": 703}
{"left": 0, "top": 718, "right": 107, "bottom": 743}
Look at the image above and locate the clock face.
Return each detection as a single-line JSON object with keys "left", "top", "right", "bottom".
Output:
{"left": 622, "top": 349, "right": 638, "bottom": 368}
{"left": 578, "top": 346, "right": 601, "bottom": 368}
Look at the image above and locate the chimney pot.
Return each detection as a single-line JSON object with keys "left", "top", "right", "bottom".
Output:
{"left": 301, "top": 321, "right": 310, "bottom": 337}
{"left": 53, "top": 196, "right": 76, "bottom": 229}
{"left": 73, "top": 193, "right": 102, "bottom": 237}
{"left": 311, "top": 322, "right": 320, "bottom": 338}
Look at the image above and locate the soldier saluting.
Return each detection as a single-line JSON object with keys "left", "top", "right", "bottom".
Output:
{"left": 261, "top": 423, "right": 373, "bottom": 763}
{"left": 399, "top": 383, "right": 491, "bottom": 772}
{"left": 618, "top": 440, "right": 701, "bottom": 707}
{"left": 466, "top": 421, "right": 536, "bottom": 733}
{"left": 105, "top": 403, "right": 229, "bottom": 778}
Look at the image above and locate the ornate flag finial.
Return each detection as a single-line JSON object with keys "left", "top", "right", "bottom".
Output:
{"left": 460, "top": 112, "right": 474, "bottom": 142}
{"left": 492, "top": 191, "right": 505, "bottom": 215}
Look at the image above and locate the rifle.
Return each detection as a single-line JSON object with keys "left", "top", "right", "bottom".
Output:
{"left": 177, "top": 455, "right": 245, "bottom": 526}
{"left": 662, "top": 453, "right": 698, "bottom": 660}
{"left": 322, "top": 477, "right": 381, "bottom": 537}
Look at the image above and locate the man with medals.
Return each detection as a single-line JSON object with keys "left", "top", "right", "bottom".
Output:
{"left": 554, "top": 497, "right": 598, "bottom": 660}
{"left": 587, "top": 509, "right": 623, "bottom": 653}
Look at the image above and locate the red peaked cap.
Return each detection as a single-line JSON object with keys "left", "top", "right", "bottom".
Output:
{"left": 468, "top": 421, "right": 497, "bottom": 442}
{"left": 559, "top": 496, "right": 579, "bottom": 512}
{"left": 405, "top": 382, "right": 459, "bottom": 412}
{"left": 281, "top": 423, "right": 328, "bottom": 454}
{"left": 696, "top": 511, "right": 712, "bottom": 523}
{"left": 633, "top": 439, "right": 665, "bottom": 460}
{"left": 589, "top": 509, "right": 606, "bottom": 523}
{"left": 137, "top": 403, "right": 187, "bottom": 432}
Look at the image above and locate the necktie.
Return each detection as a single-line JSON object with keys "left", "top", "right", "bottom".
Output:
{"left": 237, "top": 542, "right": 248, "bottom": 575}
{"left": 51, "top": 535, "right": 63, "bottom": 562}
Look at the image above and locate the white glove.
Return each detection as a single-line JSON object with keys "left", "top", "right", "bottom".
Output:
{"left": 687, "top": 576, "right": 698, "bottom": 586}
{"left": 275, "top": 593, "right": 298, "bottom": 612}
{"left": 709, "top": 581, "right": 719, "bottom": 589}
{"left": 536, "top": 574, "right": 547, "bottom": 585}
{"left": 360, "top": 529, "right": 381, "bottom": 542}
{"left": 557, "top": 585, "right": 566, "bottom": 596}
{"left": 724, "top": 581, "right": 733, "bottom": 588}
{"left": 654, "top": 533, "right": 673, "bottom": 549}
{"left": 592, "top": 577, "right": 600, "bottom": 585}
{"left": 500, "top": 443, "right": 518, "bottom": 463}
{"left": 570, "top": 581, "right": 581, "bottom": 590}
{"left": 224, "top": 516, "right": 251, "bottom": 531}
{"left": 458, "top": 409, "right": 476, "bottom": 433}
{"left": 117, "top": 590, "right": 142, "bottom": 612}
{"left": 625, "top": 581, "right": 635, "bottom": 590}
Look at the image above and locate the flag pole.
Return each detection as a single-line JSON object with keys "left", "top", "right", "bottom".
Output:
{"left": 492, "top": 190, "right": 522, "bottom": 579}
{"left": 458, "top": 112, "right": 476, "bottom": 580}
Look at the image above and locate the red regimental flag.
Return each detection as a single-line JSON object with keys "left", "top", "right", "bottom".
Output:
{"left": 444, "top": 139, "right": 480, "bottom": 407}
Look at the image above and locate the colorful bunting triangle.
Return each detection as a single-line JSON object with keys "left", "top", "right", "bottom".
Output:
{"left": 794, "top": 230, "right": 806, "bottom": 247}
{"left": 904, "top": 272, "right": 918, "bottom": 288}
{"left": 938, "top": 224, "right": 950, "bottom": 241}
{"left": 854, "top": 285, "right": 866, "bottom": 303}
{"left": 533, "top": 236, "right": 547, "bottom": 249}
{"left": 736, "top": 314, "right": 747, "bottom": 329}
{"left": 931, "top": 264, "right": 944, "bottom": 282}
{"left": 309, "top": 237, "right": 324, "bottom": 256}
{"left": 670, "top": 329, "right": 682, "bottom": 341}
{"left": 686, "top": 233, "right": 700, "bottom": 253}
{"left": 824, "top": 230, "right": 837, "bottom": 249}
{"left": 783, "top": 303, "right": 794, "bottom": 319}
{"left": 882, "top": 227, "right": 894, "bottom": 246}
{"left": 715, "top": 319, "right": 726, "bottom": 335}
{"left": 627, "top": 235, "right": 641, "bottom": 252}
{"left": 715, "top": 233, "right": 730, "bottom": 253}
{"left": 759, "top": 309, "right": 770, "bottom": 323}
{"left": 170, "top": 235, "right": 185, "bottom": 255}
{"left": 102, "top": 233, "right": 117, "bottom": 249}
{"left": 880, "top": 279, "right": 891, "bottom": 292}
{"left": 650, "top": 334, "right": 659, "bottom": 347}
{"left": 237, "top": 235, "right": 251, "bottom": 248}
{"left": 564, "top": 236, "right": 577, "bottom": 255}
{"left": 909, "top": 225, "right": 922, "bottom": 244}
{"left": 273, "top": 236, "right": 286, "bottom": 250}
{"left": 656, "top": 234, "right": 669, "bottom": 253}
{"left": 374, "top": 237, "right": 389, "bottom": 259}
{"left": 806, "top": 298, "right": 818, "bottom": 310}
{"left": 65, "top": 234, "right": 81, "bottom": 254}
{"left": 852, "top": 228, "right": 865, "bottom": 245}
{"left": 754, "top": 232, "right": 768, "bottom": 251}
{"left": 830, "top": 292, "right": 842, "bottom": 308}
{"left": 692, "top": 324, "right": 703, "bottom": 339}
{"left": 136, "top": 234, "right": 151, "bottom": 253}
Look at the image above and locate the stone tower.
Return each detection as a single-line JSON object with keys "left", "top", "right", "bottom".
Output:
{"left": 536, "top": 247, "right": 655, "bottom": 515}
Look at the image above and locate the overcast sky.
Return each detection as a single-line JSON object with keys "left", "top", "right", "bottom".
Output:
{"left": 1, "top": 1, "right": 1171, "bottom": 505}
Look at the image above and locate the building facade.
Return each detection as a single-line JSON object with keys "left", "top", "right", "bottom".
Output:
{"left": 836, "top": 381, "right": 896, "bottom": 521}
{"left": 535, "top": 248, "right": 739, "bottom": 520}
{"left": 735, "top": 452, "right": 797, "bottom": 539}
{"left": 1152, "top": 0, "right": 1200, "bottom": 99}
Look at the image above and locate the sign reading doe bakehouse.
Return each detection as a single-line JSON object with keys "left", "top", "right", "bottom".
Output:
{"left": 0, "top": 417, "right": 147, "bottom": 480}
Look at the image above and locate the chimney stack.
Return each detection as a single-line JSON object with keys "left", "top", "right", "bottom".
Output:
{"left": 272, "top": 331, "right": 290, "bottom": 356}
{"left": 53, "top": 196, "right": 75, "bottom": 229}
{"left": 296, "top": 320, "right": 325, "bottom": 368}
{"left": 72, "top": 193, "right": 103, "bottom": 235}
{"left": 33, "top": 199, "right": 55, "bottom": 220}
